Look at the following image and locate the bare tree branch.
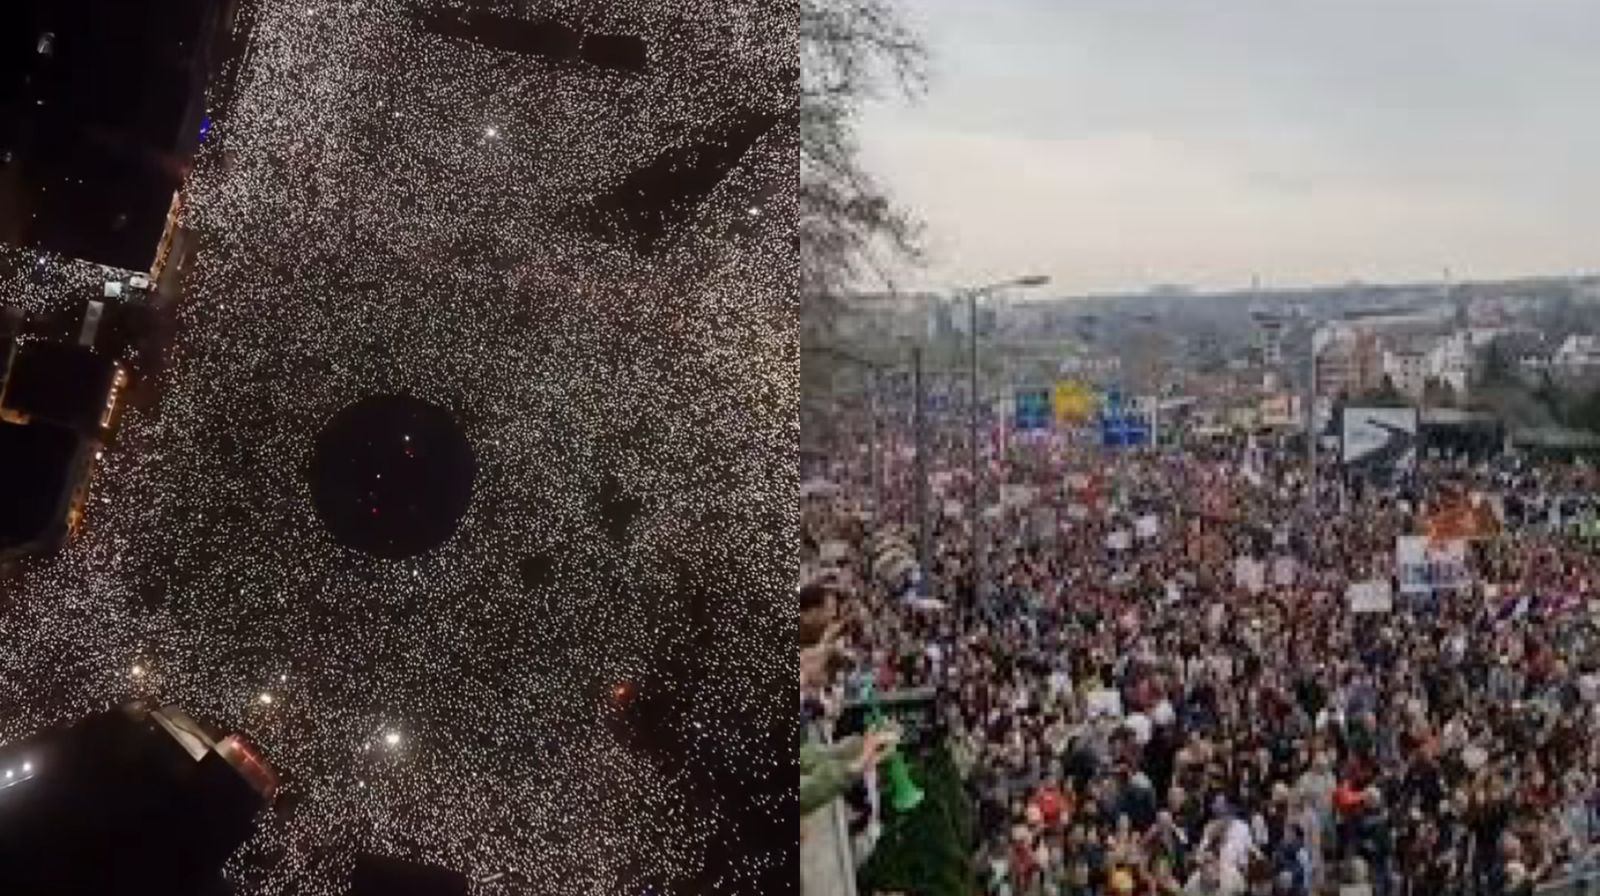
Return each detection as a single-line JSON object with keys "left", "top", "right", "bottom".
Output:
{"left": 800, "top": 0, "right": 927, "bottom": 312}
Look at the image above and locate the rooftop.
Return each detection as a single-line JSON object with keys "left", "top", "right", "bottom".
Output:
{"left": 0, "top": 340, "right": 118, "bottom": 438}
{"left": 0, "top": 0, "right": 227, "bottom": 271}
{"left": 0, "top": 702, "right": 269, "bottom": 895}
{"left": 0, "top": 419, "right": 84, "bottom": 554}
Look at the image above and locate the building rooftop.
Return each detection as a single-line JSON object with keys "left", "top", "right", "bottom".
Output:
{"left": 0, "top": 702, "right": 271, "bottom": 896}
{"left": 0, "top": 0, "right": 226, "bottom": 271}
{"left": 351, "top": 854, "right": 470, "bottom": 896}
{"left": 0, "top": 340, "right": 118, "bottom": 438}
{"left": 0, "top": 419, "right": 85, "bottom": 555}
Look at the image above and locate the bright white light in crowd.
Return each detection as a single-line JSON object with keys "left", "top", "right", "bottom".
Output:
{"left": 484, "top": 126, "right": 499, "bottom": 138}
{"left": 21, "top": 762, "right": 31, "bottom": 774}
{"left": 258, "top": 692, "right": 274, "bottom": 705}
{"left": 747, "top": 205, "right": 760, "bottom": 216}
{"left": 279, "top": 673, "right": 288, "bottom": 683}
{"left": 4, "top": 770, "right": 12, "bottom": 780}
{"left": 383, "top": 730, "right": 401, "bottom": 748}
{"left": 130, "top": 664, "right": 144, "bottom": 678}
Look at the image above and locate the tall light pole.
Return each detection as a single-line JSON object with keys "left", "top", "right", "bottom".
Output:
{"left": 911, "top": 342, "right": 932, "bottom": 596}
{"left": 965, "top": 274, "right": 1051, "bottom": 602}
{"left": 1306, "top": 327, "right": 1319, "bottom": 512}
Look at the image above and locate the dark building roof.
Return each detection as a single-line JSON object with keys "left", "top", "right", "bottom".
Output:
{"left": 351, "top": 855, "right": 470, "bottom": 896}
{"left": 0, "top": 702, "right": 270, "bottom": 896}
{"left": 0, "top": 419, "right": 85, "bottom": 554}
{"left": 0, "top": 340, "right": 117, "bottom": 437}
{"left": 0, "top": 0, "right": 229, "bottom": 271}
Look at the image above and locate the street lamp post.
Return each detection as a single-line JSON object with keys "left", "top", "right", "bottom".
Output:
{"left": 1306, "top": 331, "right": 1318, "bottom": 512}
{"left": 965, "top": 274, "right": 1050, "bottom": 603}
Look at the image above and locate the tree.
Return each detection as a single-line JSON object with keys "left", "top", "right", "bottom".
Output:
{"left": 1477, "top": 337, "right": 1517, "bottom": 389}
{"left": 801, "top": 0, "right": 927, "bottom": 307}
{"left": 1358, "top": 375, "right": 1409, "bottom": 407}
{"left": 1533, "top": 370, "right": 1567, "bottom": 423}
{"left": 1570, "top": 387, "right": 1600, "bottom": 434}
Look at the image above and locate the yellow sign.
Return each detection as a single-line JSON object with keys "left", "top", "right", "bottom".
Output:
{"left": 1053, "top": 380, "right": 1097, "bottom": 423}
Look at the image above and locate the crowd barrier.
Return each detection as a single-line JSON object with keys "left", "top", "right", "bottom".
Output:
{"left": 800, "top": 723, "right": 860, "bottom": 896}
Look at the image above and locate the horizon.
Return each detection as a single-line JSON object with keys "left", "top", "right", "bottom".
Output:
{"left": 846, "top": 268, "right": 1600, "bottom": 304}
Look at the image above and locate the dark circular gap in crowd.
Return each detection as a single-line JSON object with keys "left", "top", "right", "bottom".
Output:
{"left": 308, "top": 394, "right": 476, "bottom": 560}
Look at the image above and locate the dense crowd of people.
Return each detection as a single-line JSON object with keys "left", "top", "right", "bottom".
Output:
{"left": 801, "top": 417, "right": 1600, "bottom": 896}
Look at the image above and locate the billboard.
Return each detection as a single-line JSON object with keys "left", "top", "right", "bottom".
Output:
{"left": 1014, "top": 387, "right": 1052, "bottom": 431}
{"left": 1098, "top": 388, "right": 1149, "bottom": 448}
{"left": 1053, "top": 380, "right": 1097, "bottom": 424}
{"left": 1342, "top": 407, "right": 1418, "bottom": 471}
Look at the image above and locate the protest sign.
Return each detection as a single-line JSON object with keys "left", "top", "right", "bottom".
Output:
{"left": 1085, "top": 688, "right": 1124, "bottom": 719}
{"left": 1000, "top": 484, "right": 1036, "bottom": 508}
{"left": 1396, "top": 536, "right": 1471, "bottom": 595}
{"left": 1135, "top": 514, "right": 1160, "bottom": 540}
{"left": 1347, "top": 580, "right": 1394, "bottom": 614}
{"left": 1234, "top": 555, "right": 1265, "bottom": 595}
{"left": 1107, "top": 530, "right": 1132, "bottom": 552}
{"left": 1272, "top": 555, "right": 1297, "bottom": 588}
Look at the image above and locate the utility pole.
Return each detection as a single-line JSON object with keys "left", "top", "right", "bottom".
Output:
{"left": 867, "top": 368, "right": 881, "bottom": 523}
{"left": 968, "top": 289, "right": 983, "bottom": 604}
{"left": 955, "top": 275, "right": 1050, "bottom": 603}
{"left": 1306, "top": 328, "right": 1319, "bottom": 512}
{"left": 911, "top": 344, "right": 933, "bottom": 597}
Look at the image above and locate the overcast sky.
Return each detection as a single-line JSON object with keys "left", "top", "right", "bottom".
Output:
{"left": 858, "top": 0, "right": 1600, "bottom": 296}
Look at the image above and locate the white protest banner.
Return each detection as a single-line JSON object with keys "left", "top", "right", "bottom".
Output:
{"left": 1209, "top": 601, "right": 1229, "bottom": 633}
{"left": 1396, "top": 536, "right": 1471, "bottom": 595}
{"left": 943, "top": 500, "right": 964, "bottom": 519}
{"left": 819, "top": 540, "right": 851, "bottom": 564}
{"left": 1347, "top": 580, "right": 1394, "bottom": 614}
{"left": 1085, "top": 688, "right": 1124, "bottom": 719}
{"left": 1000, "top": 484, "right": 1036, "bottom": 508}
{"left": 1234, "top": 555, "right": 1265, "bottom": 595}
{"left": 1107, "top": 530, "right": 1133, "bottom": 552}
{"left": 1272, "top": 556, "right": 1297, "bottom": 588}
{"left": 1067, "top": 503, "right": 1090, "bottom": 521}
{"left": 1135, "top": 514, "right": 1160, "bottom": 540}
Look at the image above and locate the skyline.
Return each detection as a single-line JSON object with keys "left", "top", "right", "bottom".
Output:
{"left": 858, "top": 0, "right": 1600, "bottom": 297}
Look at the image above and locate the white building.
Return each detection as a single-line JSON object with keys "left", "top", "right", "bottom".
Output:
{"left": 1552, "top": 334, "right": 1600, "bottom": 370}
{"left": 1427, "top": 332, "right": 1471, "bottom": 393}
{"left": 1382, "top": 349, "right": 1430, "bottom": 398}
